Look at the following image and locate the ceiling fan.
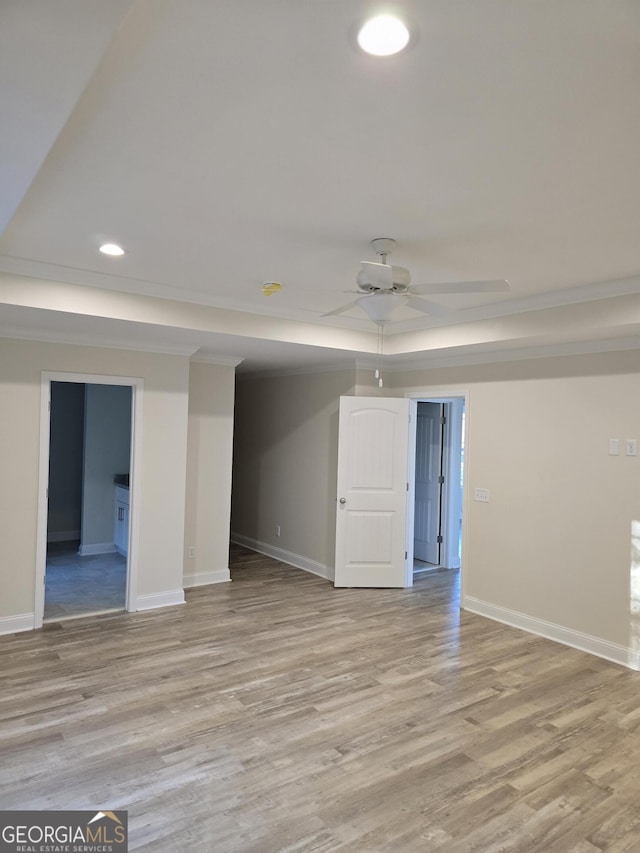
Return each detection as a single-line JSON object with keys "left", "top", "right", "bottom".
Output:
{"left": 323, "top": 238, "right": 510, "bottom": 325}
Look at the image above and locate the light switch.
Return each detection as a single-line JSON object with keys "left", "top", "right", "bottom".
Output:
{"left": 609, "top": 439, "right": 620, "bottom": 456}
{"left": 626, "top": 439, "right": 637, "bottom": 457}
{"left": 474, "top": 488, "right": 490, "bottom": 503}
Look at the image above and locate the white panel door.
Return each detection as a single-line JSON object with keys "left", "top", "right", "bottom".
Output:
{"left": 334, "top": 396, "right": 410, "bottom": 588}
{"left": 414, "top": 402, "right": 443, "bottom": 564}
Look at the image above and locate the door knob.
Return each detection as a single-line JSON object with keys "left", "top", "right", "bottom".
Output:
{"left": 339, "top": 497, "right": 346, "bottom": 504}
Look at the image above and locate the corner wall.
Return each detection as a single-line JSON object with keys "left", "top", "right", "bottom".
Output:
{"left": 183, "top": 360, "right": 237, "bottom": 587}
{"left": 231, "top": 368, "right": 356, "bottom": 578}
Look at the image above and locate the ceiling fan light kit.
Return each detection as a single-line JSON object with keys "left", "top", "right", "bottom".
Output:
{"left": 356, "top": 291, "right": 401, "bottom": 325}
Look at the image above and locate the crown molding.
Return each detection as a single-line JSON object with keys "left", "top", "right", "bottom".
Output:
{"left": 0, "top": 254, "right": 373, "bottom": 331}
{"left": 385, "top": 274, "right": 640, "bottom": 335}
{"left": 230, "top": 334, "right": 640, "bottom": 380}
{"left": 385, "top": 335, "right": 640, "bottom": 372}
{"left": 190, "top": 353, "right": 244, "bottom": 367}
{"left": 0, "top": 325, "right": 199, "bottom": 357}
{"left": 6, "top": 255, "right": 640, "bottom": 339}
{"left": 237, "top": 359, "right": 359, "bottom": 381}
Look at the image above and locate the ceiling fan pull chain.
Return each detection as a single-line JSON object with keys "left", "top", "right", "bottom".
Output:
{"left": 376, "top": 324, "right": 384, "bottom": 387}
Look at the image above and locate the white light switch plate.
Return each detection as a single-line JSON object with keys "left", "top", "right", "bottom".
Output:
{"left": 474, "top": 488, "right": 490, "bottom": 503}
{"left": 626, "top": 439, "right": 637, "bottom": 457}
{"left": 609, "top": 439, "right": 620, "bottom": 456}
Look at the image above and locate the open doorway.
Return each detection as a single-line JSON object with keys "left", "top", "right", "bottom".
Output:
{"left": 44, "top": 382, "right": 132, "bottom": 621}
{"left": 35, "top": 372, "right": 142, "bottom": 628}
{"left": 333, "top": 394, "right": 464, "bottom": 590}
{"left": 409, "top": 396, "right": 465, "bottom": 580}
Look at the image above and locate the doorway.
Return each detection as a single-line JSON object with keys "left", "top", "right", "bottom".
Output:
{"left": 413, "top": 402, "right": 445, "bottom": 570}
{"left": 44, "top": 382, "right": 132, "bottom": 620}
{"left": 35, "top": 372, "right": 143, "bottom": 628}
{"left": 409, "top": 396, "right": 465, "bottom": 580}
{"left": 333, "top": 394, "right": 465, "bottom": 590}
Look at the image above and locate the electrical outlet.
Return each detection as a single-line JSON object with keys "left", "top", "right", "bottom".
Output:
{"left": 188, "top": 546, "right": 196, "bottom": 558}
{"left": 275, "top": 525, "right": 281, "bottom": 537}
{"left": 474, "top": 488, "right": 490, "bottom": 503}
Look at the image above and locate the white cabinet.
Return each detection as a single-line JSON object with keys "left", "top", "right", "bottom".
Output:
{"left": 114, "top": 485, "right": 130, "bottom": 556}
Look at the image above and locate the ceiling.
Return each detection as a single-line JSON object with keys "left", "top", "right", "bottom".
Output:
{"left": 2, "top": 0, "right": 640, "bottom": 373}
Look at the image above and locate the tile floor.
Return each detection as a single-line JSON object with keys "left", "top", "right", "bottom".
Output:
{"left": 44, "top": 540, "right": 127, "bottom": 621}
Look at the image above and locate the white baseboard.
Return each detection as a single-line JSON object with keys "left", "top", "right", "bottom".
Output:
{"left": 78, "top": 542, "right": 117, "bottom": 556}
{"left": 183, "top": 569, "right": 231, "bottom": 588}
{"left": 47, "top": 529, "right": 80, "bottom": 543}
{"left": 135, "top": 589, "right": 185, "bottom": 611}
{"left": 463, "top": 595, "right": 640, "bottom": 671}
{"left": 230, "top": 533, "right": 333, "bottom": 581}
{"left": 0, "top": 612, "right": 35, "bottom": 635}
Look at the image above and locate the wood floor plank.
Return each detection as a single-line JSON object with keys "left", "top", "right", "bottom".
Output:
{"left": 2, "top": 545, "right": 640, "bottom": 851}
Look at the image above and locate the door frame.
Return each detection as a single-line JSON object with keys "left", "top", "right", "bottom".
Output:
{"left": 405, "top": 388, "right": 469, "bottom": 593}
{"left": 34, "top": 371, "right": 144, "bottom": 628}
{"left": 413, "top": 401, "right": 446, "bottom": 566}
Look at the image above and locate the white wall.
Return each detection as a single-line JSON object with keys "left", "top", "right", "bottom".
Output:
{"left": 0, "top": 337, "right": 190, "bottom": 626}
{"left": 183, "top": 360, "right": 236, "bottom": 587}
{"left": 231, "top": 368, "right": 356, "bottom": 576}
{"left": 80, "top": 384, "right": 131, "bottom": 552}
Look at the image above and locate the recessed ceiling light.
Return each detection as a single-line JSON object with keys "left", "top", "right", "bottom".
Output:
{"left": 99, "top": 243, "right": 125, "bottom": 256}
{"left": 357, "top": 14, "right": 410, "bottom": 56}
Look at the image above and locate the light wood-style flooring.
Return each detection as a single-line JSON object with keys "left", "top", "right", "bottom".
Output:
{"left": 2, "top": 545, "right": 640, "bottom": 851}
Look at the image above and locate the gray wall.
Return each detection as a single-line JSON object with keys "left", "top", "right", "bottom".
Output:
{"left": 183, "top": 360, "right": 237, "bottom": 584}
{"left": 394, "top": 350, "right": 640, "bottom": 655}
{"left": 47, "top": 382, "right": 85, "bottom": 541}
{"left": 231, "top": 368, "right": 356, "bottom": 572}
{"left": 80, "top": 384, "right": 132, "bottom": 552}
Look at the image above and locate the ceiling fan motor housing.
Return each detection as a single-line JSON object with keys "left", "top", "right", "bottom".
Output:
{"left": 356, "top": 264, "right": 411, "bottom": 292}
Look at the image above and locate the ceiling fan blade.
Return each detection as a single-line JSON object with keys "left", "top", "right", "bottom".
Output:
{"left": 322, "top": 300, "right": 359, "bottom": 318}
{"left": 411, "top": 279, "right": 510, "bottom": 295}
{"left": 360, "top": 261, "right": 394, "bottom": 290}
{"left": 406, "top": 296, "right": 451, "bottom": 317}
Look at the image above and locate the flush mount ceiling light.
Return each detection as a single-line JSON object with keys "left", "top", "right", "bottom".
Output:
{"left": 99, "top": 243, "right": 125, "bottom": 256}
{"left": 357, "top": 14, "right": 410, "bottom": 56}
